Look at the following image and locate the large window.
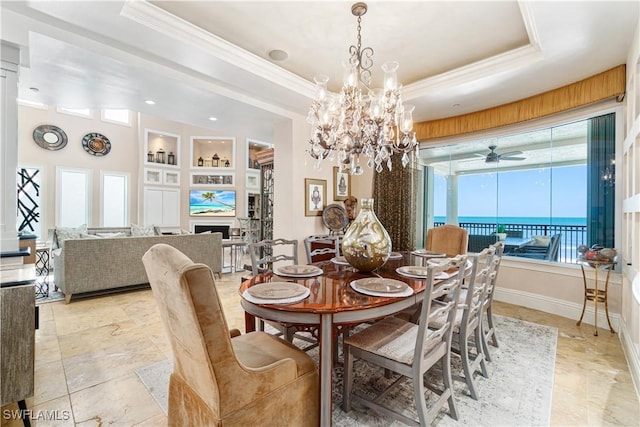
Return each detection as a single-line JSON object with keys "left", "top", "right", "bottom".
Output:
{"left": 422, "top": 113, "right": 616, "bottom": 264}
{"left": 101, "top": 172, "right": 129, "bottom": 226}
{"left": 56, "top": 168, "right": 91, "bottom": 227}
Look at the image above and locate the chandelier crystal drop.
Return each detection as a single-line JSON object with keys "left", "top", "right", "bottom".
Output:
{"left": 306, "top": 2, "right": 418, "bottom": 175}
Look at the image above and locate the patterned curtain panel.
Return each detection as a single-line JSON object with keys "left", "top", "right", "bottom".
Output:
{"left": 587, "top": 113, "right": 615, "bottom": 248}
{"left": 372, "top": 155, "right": 418, "bottom": 251}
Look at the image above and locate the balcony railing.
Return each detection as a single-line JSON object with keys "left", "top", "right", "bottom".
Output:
{"left": 434, "top": 221, "right": 587, "bottom": 263}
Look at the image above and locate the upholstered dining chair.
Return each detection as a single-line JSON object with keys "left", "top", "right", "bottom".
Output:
{"left": 142, "top": 243, "right": 319, "bottom": 426}
{"left": 481, "top": 241, "right": 504, "bottom": 362}
{"left": 426, "top": 224, "right": 469, "bottom": 257}
{"left": 432, "top": 247, "right": 496, "bottom": 400}
{"left": 342, "top": 255, "right": 467, "bottom": 426}
{"left": 303, "top": 234, "right": 341, "bottom": 264}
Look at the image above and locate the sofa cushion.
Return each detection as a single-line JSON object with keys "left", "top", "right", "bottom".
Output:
{"left": 531, "top": 235, "right": 550, "bottom": 247}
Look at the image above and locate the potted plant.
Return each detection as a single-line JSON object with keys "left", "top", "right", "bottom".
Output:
{"left": 496, "top": 224, "right": 507, "bottom": 241}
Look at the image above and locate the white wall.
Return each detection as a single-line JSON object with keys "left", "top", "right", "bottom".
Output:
{"left": 18, "top": 105, "right": 139, "bottom": 232}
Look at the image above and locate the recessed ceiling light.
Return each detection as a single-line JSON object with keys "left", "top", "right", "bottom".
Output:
{"left": 453, "top": 103, "right": 461, "bottom": 108}
{"left": 145, "top": 99, "right": 155, "bottom": 105}
{"left": 29, "top": 87, "right": 39, "bottom": 93}
{"left": 208, "top": 116, "right": 217, "bottom": 121}
{"left": 268, "top": 49, "right": 288, "bottom": 61}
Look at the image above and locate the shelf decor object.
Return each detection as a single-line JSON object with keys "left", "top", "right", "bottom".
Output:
{"left": 156, "top": 148, "right": 166, "bottom": 164}
{"left": 32, "top": 124, "right": 68, "bottom": 150}
{"left": 147, "top": 151, "right": 154, "bottom": 163}
{"left": 212, "top": 153, "right": 220, "bottom": 167}
{"left": 306, "top": 2, "right": 417, "bottom": 175}
{"left": 168, "top": 151, "right": 176, "bottom": 165}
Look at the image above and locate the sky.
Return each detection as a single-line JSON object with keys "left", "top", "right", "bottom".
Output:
{"left": 433, "top": 164, "right": 587, "bottom": 219}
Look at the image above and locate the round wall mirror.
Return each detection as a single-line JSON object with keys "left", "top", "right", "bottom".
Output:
{"left": 33, "top": 125, "right": 68, "bottom": 150}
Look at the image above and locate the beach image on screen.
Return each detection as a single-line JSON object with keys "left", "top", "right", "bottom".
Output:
{"left": 189, "top": 190, "right": 236, "bottom": 216}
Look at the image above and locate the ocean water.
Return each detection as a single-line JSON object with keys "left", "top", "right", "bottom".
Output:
{"left": 434, "top": 216, "right": 587, "bottom": 226}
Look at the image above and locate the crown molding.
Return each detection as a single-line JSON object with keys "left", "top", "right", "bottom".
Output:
{"left": 403, "top": 0, "right": 543, "bottom": 101}
{"left": 120, "top": 0, "right": 316, "bottom": 100}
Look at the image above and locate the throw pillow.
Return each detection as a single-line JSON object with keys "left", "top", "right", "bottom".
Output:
{"left": 55, "top": 224, "right": 88, "bottom": 247}
{"left": 79, "top": 233, "right": 101, "bottom": 239}
{"left": 96, "top": 232, "right": 127, "bottom": 238}
{"left": 131, "top": 224, "right": 156, "bottom": 236}
{"left": 531, "top": 235, "right": 550, "bottom": 247}
{"left": 180, "top": 229, "right": 192, "bottom": 235}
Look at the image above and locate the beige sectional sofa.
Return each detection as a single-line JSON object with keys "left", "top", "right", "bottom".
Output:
{"left": 52, "top": 227, "right": 222, "bottom": 303}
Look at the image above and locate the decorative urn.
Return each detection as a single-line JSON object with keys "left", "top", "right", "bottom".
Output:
{"left": 341, "top": 198, "right": 391, "bottom": 272}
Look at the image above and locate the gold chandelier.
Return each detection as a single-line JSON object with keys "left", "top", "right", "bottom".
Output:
{"left": 306, "top": 2, "right": 417, "bottom": 175}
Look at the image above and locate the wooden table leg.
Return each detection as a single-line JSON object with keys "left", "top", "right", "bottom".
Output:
{"left": 244, "top": 312, "right": 256, "bottom": 333}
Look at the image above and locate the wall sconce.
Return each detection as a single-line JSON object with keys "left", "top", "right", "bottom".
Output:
{"left": 156, "top": 148, "right": 166, "bottom": 164}
{"left": 212, "top": 153, "right": 220, "bottom": 167}
{"left": 168, "top": 151, "right": 175, "bottom": 165}
{"left": 147, "top": 151, "right": 154, "bottom": 163}
{"left": 197, "top": 156, "right": 204, "bottom": 167}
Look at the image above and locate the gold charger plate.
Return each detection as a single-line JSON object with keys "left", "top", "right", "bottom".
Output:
{"left": 396, "top": 266, "right": 430, "bottom": 278}
{"left": 411, "top": 249, "right": 446, "bottom": 258}
{"left": 352, "top": 278, "right": 408, "bottom": 293}
{"left": 276, "top": 265, "right": 323, "bottom": 276}
{"left": 247, "top": 282, "right": 308, "bottom": 300}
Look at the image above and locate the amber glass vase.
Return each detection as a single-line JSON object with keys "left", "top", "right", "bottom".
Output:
{"left": 342, "top": 198, "right": 391, "bottom": 272}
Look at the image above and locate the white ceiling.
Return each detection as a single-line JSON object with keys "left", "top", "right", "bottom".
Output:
{"left": 1, "top": 1, "right": 637, "bottom": 141}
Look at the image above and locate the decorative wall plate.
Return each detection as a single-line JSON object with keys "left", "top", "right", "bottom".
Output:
{"left": 33, "top": 125, "right": 68, "bottom": 150}
{"left": 82, "top": 132, "right": 111, "bottom": 156}
{"left": 322, "top": 204, "right": 349, "bottom": 232}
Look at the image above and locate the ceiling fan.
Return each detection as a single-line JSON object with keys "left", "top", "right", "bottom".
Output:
{"left": 476, "top": 145, "right": 526, "bottom": 163}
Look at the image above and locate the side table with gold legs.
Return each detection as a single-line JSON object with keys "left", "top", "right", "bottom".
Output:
{"left": 576, "top": 258, "right": 616, "bottom": 336}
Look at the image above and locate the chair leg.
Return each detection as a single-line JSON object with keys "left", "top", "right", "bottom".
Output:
{"left": 459, "top": 333, "right": 478, "bottom": 400}
{"left": 442, "top": 355, "right": 459, "bottom": 420}
{"left": 413, "top": 367, "right": 429, "bottom": 426}
{"left": 474, "top": 326, "right": 489, "bottom": 378}
{"left": 481, "top": 314, "right": 493, "bottom": 363}
{"left": 342, "top": 345, "right": 353, "bottom": 412}
{"left": 486, "top": 305, "right": 499, "bottom": 347}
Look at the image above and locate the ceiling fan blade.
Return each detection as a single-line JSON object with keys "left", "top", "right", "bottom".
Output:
{"left": 498, "top": 150, "right": 523, "bottom": 157}
{"left": 500, "top": 156, "right": 526, "bottom": 161}
{"left": 473, "top": 153, "right": 487, "bottom": 158}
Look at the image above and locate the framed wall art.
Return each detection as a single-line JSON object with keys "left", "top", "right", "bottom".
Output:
{"left": 333, "top": 167, "right": 351, "bottom": 201}
{"left": 305, "top": 178, "right": 326, "bottom": 216}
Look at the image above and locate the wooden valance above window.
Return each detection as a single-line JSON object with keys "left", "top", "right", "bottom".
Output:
{"left": 414, "top": 64, "right": 626, "bottom": 141}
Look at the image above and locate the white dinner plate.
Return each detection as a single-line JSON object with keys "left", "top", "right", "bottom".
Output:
{"left": 396, "top": 265, "right": 430, "bottom": 278}
{"left": 411, "top": 249, "right": 446, "bottom": 258}
{"left": 350, "top": 278, "right": 413, "bottom": 297}
{"left": 275, "top": 264, "right": 323, "bottom": 277}
{"left": 246, "top": 282, "right": 308, "bottom": 300}
{"left": 331, "top": 256, "right": 350, "bottom": 266}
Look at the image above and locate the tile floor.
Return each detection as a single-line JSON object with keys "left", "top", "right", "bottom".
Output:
{"left": 2, "top": 268, "right": 639, "bottom": 426}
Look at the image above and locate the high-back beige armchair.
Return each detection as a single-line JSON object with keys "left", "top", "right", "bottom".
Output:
{"left": 142, "top": 243, "right": 319, "bottom": 426}
{"left": 426, "top": 224, "right": 469, "bottom": 257}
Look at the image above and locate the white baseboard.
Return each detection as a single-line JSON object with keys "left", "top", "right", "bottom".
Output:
{"left": 619, "top": 319, "right": 640, "bottom": 398}
{"left": 493, "top": 287, "right": 620, "bottom": 332}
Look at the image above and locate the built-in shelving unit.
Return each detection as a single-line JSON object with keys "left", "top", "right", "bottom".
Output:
{"left": 144, "top": 129, "right": 180, "bottom": 168}
{"left": 190, "top": 136, "right": 236, "bottom": 170}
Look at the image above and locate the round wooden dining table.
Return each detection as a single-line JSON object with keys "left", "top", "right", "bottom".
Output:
{"left": 239, "top": 253, "right": 432, "bottom": 427}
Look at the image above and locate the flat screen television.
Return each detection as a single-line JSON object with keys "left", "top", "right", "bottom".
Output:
{"left": 189, "top": 190, "right": 236, "bottom": 217}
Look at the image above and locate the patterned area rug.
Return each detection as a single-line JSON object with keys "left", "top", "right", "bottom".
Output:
{"left": 136, "top": 315, "right": 557, "bottom": 426}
